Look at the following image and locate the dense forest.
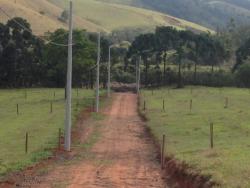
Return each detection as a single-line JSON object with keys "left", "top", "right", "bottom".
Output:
{"left": 1, "top": 17, "right": 250, "bottom": 88}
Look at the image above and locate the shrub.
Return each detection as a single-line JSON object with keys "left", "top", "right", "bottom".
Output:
{"left": 113, "top": 68, "right": 135, "bottom": 83}
{"left": 236, "top": 63, "right": 250, "bottom": 87}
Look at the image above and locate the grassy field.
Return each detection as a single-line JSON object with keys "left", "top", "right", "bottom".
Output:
{"left": 140, "top": 87, "right": 250, "bottom": 188}
{"left": 0, "top": 88, "right": 101, "bottom": 176}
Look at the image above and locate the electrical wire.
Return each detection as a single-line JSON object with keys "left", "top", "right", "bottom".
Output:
{"left": 0, "top": 7, "right": 74, "bottom": 47}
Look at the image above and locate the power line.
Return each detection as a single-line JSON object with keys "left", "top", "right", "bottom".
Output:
{"left": 0, "top": 7, "right": 74, "bottom": 47}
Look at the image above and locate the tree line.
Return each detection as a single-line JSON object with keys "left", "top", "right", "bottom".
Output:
{"left": 127, "top": 27, "right": 230, "bottom": 87}
{"left": 1, "top": 17, "right": 250, "bottom": 88}
{"left": 0, "top": 17, "right": 114, "bottom": 88}
{"left": 125, "top": 25, "right": 250, "bottom": 88}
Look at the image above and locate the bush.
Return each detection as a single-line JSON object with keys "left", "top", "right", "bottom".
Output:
{"left": 184, "top": 70, "right": 236, "bottom": 87}
{"left": 113, "top": 68, "right": 135, "bottom": 83}
{"left": 236, "top": 63, "right": 250, "bottom": 87}
{"left": 139, "top": 68, "right": 236, "bottom": 88}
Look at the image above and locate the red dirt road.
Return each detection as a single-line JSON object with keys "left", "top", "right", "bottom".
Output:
{"left": 68, "top": 93, "right": 167, "bottom": 188}
{"left": 18, "top": 93, "right": 169, "bottom": 188}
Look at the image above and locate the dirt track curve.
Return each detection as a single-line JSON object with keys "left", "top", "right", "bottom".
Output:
{"left": 18, "top": 93, "right": 169, "bottom": 188}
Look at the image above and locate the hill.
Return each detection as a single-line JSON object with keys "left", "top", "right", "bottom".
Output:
{"left": 0, "top": 0, "right": 104, "bottom": 35}
{"left": 0, "top": 0, "right": 211, "bottom": 35}
{"left": 100, "top": 0, "right": 250, "bottom": 29}
{"left": 49, "top": 0, "right": 212, "bottom": 32}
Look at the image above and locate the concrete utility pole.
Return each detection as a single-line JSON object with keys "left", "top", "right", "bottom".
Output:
{"left": 136, "top": 56, "right": 141, "bottom": 94}
{"left": 64, "top": 0, "right": 73, "bottom": 151}
{"left": 136, "top": 58, "right": 138, "bottom": 92}
{"left": 138, "top": 56, "right": 141, "bottom": 93}
{"left": 96, "top": 33, "right": 100, "bottom": 112}
{"left": 107, "top": 46, "right": 111, "bottom": 98}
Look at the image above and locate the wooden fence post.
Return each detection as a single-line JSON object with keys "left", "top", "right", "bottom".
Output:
{"left": 161, "top": 134, "right": 166, "bottom": 169}
{"left": 92, "top": 99, "right": 95, "bottom": 112}
{"left": 224, "top": 97, "right": 228, "bottom": 108}
{"left": 76, "top": 99, "right": 79, "bottom": 108}
{"left": 58, "top": 128, "right": 61, "bottom": 149}
{"left": 16, "top": 104, "right": 19, "bottom": 115}
{"left": 210, "top": 123, "right": 214, "bottom": 149}
{"left": 190, "top": 99, "right": 193, "bottom": 112}
{"left": 143, "top": 100, "right": 146, "bottom": 111}
{"left": 25, "top": 132, "right": 28, "bottom": 154}
{"left": 24, "top": 90, "right": 27, "bottom": 100}
{"left": 64, "top": 87, "right": 66, "bottom": 100}
{"left": 163, "top": 99, "right": 165, "bottom": 111}
{"left": 50, "top": 101, "right": 53, "bottom": 113}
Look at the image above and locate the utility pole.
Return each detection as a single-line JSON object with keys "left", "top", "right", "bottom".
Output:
{"left": 64, "top": 0, "right": 73, "bottom": 151}
{"left": 135, "top": 57, "right": 138, "bottom": 93}
{"left": 96, "top": 33, "right": 100, "bottom": 113}
{"left": 107, "top": 46, "right": 111, "bottom": 97}
{"left": 138, "top": 56, "right": 141, "bottom": 93}
{"left": 136, "top": 56, "right": 141, "bottom": 94}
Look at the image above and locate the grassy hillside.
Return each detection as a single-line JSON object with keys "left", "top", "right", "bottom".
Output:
{"left": 49, "top": 0, "right": 212, "bottom": 33}
{"left": 0, "top": 0, "right": 104, "bottom": 35}
{"left": 0, "top": 0, "right": 211, "bottom": 35}
{"left": 103, "top": 0, "right": 250, "bottom": 29}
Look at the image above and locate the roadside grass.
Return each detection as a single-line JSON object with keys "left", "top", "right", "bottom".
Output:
{"left": 140, "top": 86, "right": 250, "bottom": 188}
{"left": 78, "top": 96, "right": 112, "bottom": 158}
{"left": 0, "top": 88, "right": 104, "bottom": 176}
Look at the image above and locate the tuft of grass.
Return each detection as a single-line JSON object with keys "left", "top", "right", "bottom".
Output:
{"left": 141, "top": 86, "right": 250, "bottom": 188}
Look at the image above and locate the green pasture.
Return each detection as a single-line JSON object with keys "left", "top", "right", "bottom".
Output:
{"left": 0, "top": 88, "right": 101, "bottom": 176}
{"left": 140, "top": 87, "right": 250, "bottom": 188}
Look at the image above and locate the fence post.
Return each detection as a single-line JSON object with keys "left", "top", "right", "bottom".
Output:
{"left": 24, "top": 90, "right": 27, "bottom": 100}
{"left": 25, "top": 132, "right": 28, "bottom": 154}
{"left": 53, "top": 91, "right": 56, "bottom": 100}
{"left": 92, "top": 99, "right": 95, "bottom": 112}
{"left": 163, "top": 99, "right": 165, "bottom": 111}
{"left": 210, "top": 123, "right": 214, "bottom": 149}
{"left": 143, "top": 100, "right": 146, "bottom": 111}
{"left": 50, "top": 101, "right": 53, "bottom": 113}
{"left": 224, "top": 97, "right": 228, "bottom": 108}
{"left": 77, "top": 88, "right": 79, "bottom": 97}
{"left": 190, "top": 99, "right": 193, "bottom": 112}
{"left": 76, "top": 99, "right": 79, "bottom": 108}
{"left": 64, "top": 87, "right": 67, "bottom": 100}
{"left": 58, "top": 128, "right": 61, "bottom": 149}
{"left": 161, "top": 134, "right": 166, "bottom": 169}
{"left": 16, "top": 104, "right": 19, "bottom": 115}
